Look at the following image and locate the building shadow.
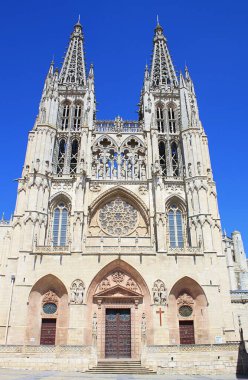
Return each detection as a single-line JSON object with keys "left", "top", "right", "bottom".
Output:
{"left": 236, "top": 328, "right": 248, "bottom": 377}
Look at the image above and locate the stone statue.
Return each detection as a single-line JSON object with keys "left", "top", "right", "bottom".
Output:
{"left": 152, "top": 279, "right": 167, "bottom": 305}
{"left": 70, "top": 279, "right": 85, "bottom": 304}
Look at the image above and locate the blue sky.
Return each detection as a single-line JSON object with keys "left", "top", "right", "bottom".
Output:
{"left": 0, "top": 0, "right": 247, "bottom": 251}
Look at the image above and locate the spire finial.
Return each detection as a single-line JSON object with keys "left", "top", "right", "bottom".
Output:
{"left": 157, "top": 15, "right": 160, "bottom": 25}
{"left": 78, "top": 14, "right": 81, "bottom": 23}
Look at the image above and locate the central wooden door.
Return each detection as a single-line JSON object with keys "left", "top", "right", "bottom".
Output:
{"left": 105, "top": 309, "right": 131, "bottom": 358}
{"left": 179, "top": 320, "right": 195, "bottom": 344}
{"left": 40, "top": 318, "right": 56, "bottom": 345}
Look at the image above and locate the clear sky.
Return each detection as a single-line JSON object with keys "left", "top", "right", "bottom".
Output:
{"left": 0, "top": 0, "right": 247, "bottom": 252}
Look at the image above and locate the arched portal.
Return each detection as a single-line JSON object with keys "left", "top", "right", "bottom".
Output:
{"left": 86, "top": 259, "right": 152, "bottom": 359}
{"left": 26, "top": 274, "right": 69, "bottom": 345}
{"left": 168, "top": 276, "right": 209, "bottom": 344}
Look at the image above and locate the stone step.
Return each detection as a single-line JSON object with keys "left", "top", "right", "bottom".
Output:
{"left": 87, "top": 360, "right": 156, "bottom": 374}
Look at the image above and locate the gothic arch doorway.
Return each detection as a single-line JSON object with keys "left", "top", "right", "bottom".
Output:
{"left": 26, "top": 274, "right": 69, "bottom": 346}
{"left": 86, "top": 259, "right": 152, "bottom": 359}
{"left": 168, "top": 276, "right": 209, "bottom": 344}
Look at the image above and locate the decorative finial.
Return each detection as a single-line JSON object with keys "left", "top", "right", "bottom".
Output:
{"left": 157, "top": 15, "right": 160, "bottom": 25}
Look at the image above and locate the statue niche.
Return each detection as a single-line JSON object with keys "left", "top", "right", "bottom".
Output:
{"left": 152, "top": 279, "right": 167, "bottom": 305}
{"left": 70, "top": 279, "right": 85, "bottom": 304}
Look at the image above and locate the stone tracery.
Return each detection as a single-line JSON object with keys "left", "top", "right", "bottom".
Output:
{"left": 92, "top": 135, "right": 146, "bottom": 180}
{"left": 99, "top": 198, "right": 138, "bottom": 236}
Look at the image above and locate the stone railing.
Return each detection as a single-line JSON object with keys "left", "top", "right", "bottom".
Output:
{"left": 34, "top": 245, "right": 70, "bottom": 255}
{"left": 94, "top": 119, "right": 142, "bottom": 133}
{"left": 167, "top": 246, "right": 202, "bottom": 255}
{"left": 85, "top": 245, "right": 154, "bottom": 254}
{"left": 230, "top": 290, "right": 248, "bottom": 303}
{"left": 0, "top": 345, "right": 92, "bottom": 354}
{"left": 145, "top": 343, "right": 240, "bottom": 353}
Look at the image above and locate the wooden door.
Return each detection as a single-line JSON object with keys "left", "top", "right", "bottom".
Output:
{"left": 40, "top": 318, "right": 56, "bottom": 345}
{"left": 105, "top": 309, "right": 131, "bottom": 358}
{"left": 179, "top": 320, "right": 195, "bottom": 344}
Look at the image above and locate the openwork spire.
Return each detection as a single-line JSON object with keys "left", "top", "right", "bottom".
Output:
{"left": 150, "top": 21, "right": 178, "bottom": 89}
{"left": 59, "top": 20, "right": 86, "bottom": 86}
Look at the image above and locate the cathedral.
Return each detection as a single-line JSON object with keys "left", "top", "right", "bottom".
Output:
{"left": 0, "top": 19, "right": 247, "bottom": 374}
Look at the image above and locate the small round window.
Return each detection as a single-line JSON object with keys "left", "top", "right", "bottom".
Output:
{"left": 43, "top": 303, "right": 57, "bottom": 314}
{"left": 179, "top": 305, "right": 193, "bottom": 317}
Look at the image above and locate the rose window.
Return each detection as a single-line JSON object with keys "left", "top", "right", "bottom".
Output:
{"left": 99, "top": 198, "right": 138, "bottom": 236}
{"left": 179, "top": 305, "right": 193, "bottom": 317}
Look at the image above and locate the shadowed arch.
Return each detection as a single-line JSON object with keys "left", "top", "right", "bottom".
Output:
{"left": 49, "top": 192, "right": 72, "bottom": 210}
{"left": 26, "top": 274, "right": 69, "bottom": 345}
{"left": 86, "top": 259, "right": 151, "bottom": 303}
{"left": 169, "top": 276, "right": 208, "bottom": 305}
{"left": 168, "top": 276, "right": 209, "bottom": 344}
{"left": 29, "top": 274, "right": 68, "bottom": 298}
{"left": 85, "top": 259, "right": 153, "bottom": 351}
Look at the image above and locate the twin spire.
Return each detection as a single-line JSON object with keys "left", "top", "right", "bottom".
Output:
{"left": 51, "top": 19, "right": 185, "bottom": 93}
{"left": 59, "top": 19, "right": 87, "bottom": 86}
{"left": 149, "top": 19, "right": 178, "bottom": 89}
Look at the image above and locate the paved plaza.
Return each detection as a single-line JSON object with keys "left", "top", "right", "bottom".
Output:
{"left": 0, "top": 368, "right": 247, "bottom": 380}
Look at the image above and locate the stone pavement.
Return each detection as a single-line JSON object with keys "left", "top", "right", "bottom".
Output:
{"left": 0, "top": 368, "right": 248, "bottom": 380}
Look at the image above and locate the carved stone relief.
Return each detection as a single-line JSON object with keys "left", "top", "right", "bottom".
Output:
{"left": 95, "top": 270, "right": 141, "bottom": 296}
{"left": 152, "top": 279, "right": 167, "bottom": 305}
{"left": 177, "top": 292, "right": 194, "bottom": 306}
{"left": 70, "top": 279, "right": 85, "bottom": 304}
{"left": 42, "top": 290, "right": 58, "bottom": 306}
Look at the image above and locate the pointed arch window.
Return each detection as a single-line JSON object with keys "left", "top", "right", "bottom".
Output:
{"left": 70, "top": 139, "right": 79, "bottom": 174}
{"left": 168, "top": 107, "right": 176, "bottom": 133}
{"left": 158, "top": 141, "right": 167, "bottom": 176}
{"left": 171, "top": 142, "right": 179, "bottom": 177}
{"left": 61, "top": 104, "right": 70, "bottom": 130}
{"left": 57, "top": 139, "right": 66, "bottom": 176}
{"left": 168, "top": 205, "right": 184, "bottom": 248}
{"left": 73, "top": 104, "right": 82, "bottom": 131}
{"left": 53, "top": 203, "right": 68, "bottom": 246}
{"left": 156, "top": 106, "right": 164, "bottom": 133}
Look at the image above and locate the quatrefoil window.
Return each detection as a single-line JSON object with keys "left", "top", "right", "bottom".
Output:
{"left": 99, "top": 198, "right": 138, "bottom": 236}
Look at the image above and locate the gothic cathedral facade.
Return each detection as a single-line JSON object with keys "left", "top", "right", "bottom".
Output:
{"left": 0, "top": 20, "right": 247, "bottom": 371}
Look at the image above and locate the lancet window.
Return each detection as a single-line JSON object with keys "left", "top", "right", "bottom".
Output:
{"left": 168, "top": 107, "right": 176, "bottom": 133}
{"left": 57, "top": 139, "right": 66, "bottom": 175}
{"left": 52, "top": 203, "right": 68, "bottom": 246}
{"left": 70, "top": 139, "right": 79, "bottom": 174}
{"left": 73, "top": 104, "right": 82, "bottom": 131}
{"left": 61, "top": 103, "right": 70, "bottom": 131}
{"left": 92, "top": 136, "right": 146, "bottom": 180}
{"left": 156, "top": 106, "right": 164, "bottom": 133}
{"left": 168, "top": 204, "right": 184, "bottom": 248}
{"left": 158, "top": 141, "right": 167, "bottom": 176}
{"left": 171, "top": 142, "right": 179, "bottom": 177}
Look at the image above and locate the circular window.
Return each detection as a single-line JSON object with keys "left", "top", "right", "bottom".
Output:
{"left": 43, "top": 303, "right": 57, "bottom": 314}
{"left": 99, "top": 198, "right": 138, "bottom": 236}
{"left": 179, "top": 305, "right": 193, "bottom": 317}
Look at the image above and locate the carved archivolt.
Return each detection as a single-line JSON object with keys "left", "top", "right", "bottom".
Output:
{"left": 177, "top": 292, "right": 194, "bottom": 318}
{"left": 95, "top": 271, "right": 142, "bottom": 295}
{"left": 42, "top": 290, "right": 58, "bottom": 306}
{"left": 70, "top": 279, "right": 85, "bottom": 304}
{"left": 177, "top": 292, "right": 194, "bottom": 306}
{"left": 152, "top": 279, "right": 167, "bottom": 305}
